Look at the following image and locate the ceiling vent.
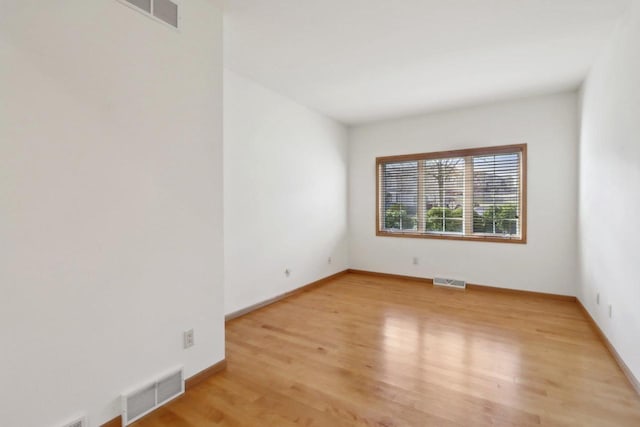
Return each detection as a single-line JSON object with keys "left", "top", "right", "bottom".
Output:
{"left": 121, "top": 367, "right": 184, "bottom": 425}
{"left": 119, "top": 0, "right": 180, "bottom": 29}
{"left": 434, "top": 277, "right": 466, "bottom": 290}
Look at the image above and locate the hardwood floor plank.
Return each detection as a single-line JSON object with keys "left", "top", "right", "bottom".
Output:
{"left": 133, "top": 272, "right": 640, "bottom": 426}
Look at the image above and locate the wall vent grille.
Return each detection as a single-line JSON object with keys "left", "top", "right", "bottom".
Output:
{"left": 60, "top": 416, "right": 87, "bottom": 427}
{"left": 119, "top": 0, "right": 180, "bottom": 29}
{"left": 434, "top": 277, "right": 466, "bottom": 289}
{"left": 121, "top": 367, "right": 184, "bottom": 425}
{"left": 126, "top": 0, "right": 151, "bottom": 13}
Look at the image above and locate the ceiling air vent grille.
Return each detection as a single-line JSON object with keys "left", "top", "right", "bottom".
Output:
{"left": 121, "top": 367, "right": 184, "bottom": 425}
{"left": 119, "top": 0, "right": 180, "bottom": 29}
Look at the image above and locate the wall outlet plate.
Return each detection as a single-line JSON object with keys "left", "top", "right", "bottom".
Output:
{"left": 183, "top": 329, "right": 194, "bottom": 349}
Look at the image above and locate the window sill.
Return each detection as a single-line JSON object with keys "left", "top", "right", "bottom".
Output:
{"left": 376, "top": 230, "right": 527, "bottom": 244}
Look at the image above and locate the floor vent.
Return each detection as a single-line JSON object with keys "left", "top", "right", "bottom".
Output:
{"left": 60, "top": 416, "right": 87, "bottom": 427}
{"left": 121, "top": 367, "right": 184, "bottom": 425}
{"left": 434, "top": 277, "right": 466, "bottom": 289}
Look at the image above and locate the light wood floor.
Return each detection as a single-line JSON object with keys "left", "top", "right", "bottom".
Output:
{"left": 135, "top": 272, "right": 640, "bottom": 426}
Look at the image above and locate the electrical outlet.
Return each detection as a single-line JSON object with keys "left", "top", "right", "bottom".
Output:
{"left": 285, "top": 268, "right": 291, "bottom": 277}
{"left": 608, "top": 305, "right": 612, "bottom": 319}
{"left": 596, "top": 293, "right": 600, "bottom": 305}
{"left": 183, "top": 329, "right": 194, "bottom": 349}
{"left": 328, "top": 257, "right": 332, "bottom": 264}
{"left": 412, "top": 257, "right": 418, "bottom": 265}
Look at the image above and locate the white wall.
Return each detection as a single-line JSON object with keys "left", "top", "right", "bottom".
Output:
{"left": 349, "top": 92, "right": 579, "bottom": 296}
{"left": 224, "top": 70, "right": 348, "bottom": 315}
{"left": 579, "top": 1, "right": 640, "bottom": 381}
{"left": 0, "top": 1, "right": 224, "bottom": 426}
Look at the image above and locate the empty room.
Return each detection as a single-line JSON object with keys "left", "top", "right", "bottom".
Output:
{"left": 2, "top": 0, "right": 640, "bottom": 426}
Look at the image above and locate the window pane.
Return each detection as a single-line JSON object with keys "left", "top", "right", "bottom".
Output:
{"left": 381, "top": 161, "right": 418, "bottom": 231}
{"left": 424, "top": 157, "right": 464, "bottom": 234}
{"left": 472, "top": 153, "right": 520, "bottom": 236}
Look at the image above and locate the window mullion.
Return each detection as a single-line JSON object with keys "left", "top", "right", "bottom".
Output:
{"left": 417, "top": 160, "right": 425, "bottom": 233}
{"left": 463, "top": 156, "right": 473, "bottom": 236}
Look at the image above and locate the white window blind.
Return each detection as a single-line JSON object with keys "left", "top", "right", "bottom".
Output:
{"left": 423, "top": 157, "right": 465, "bottom": 233}
{"left": 380, "top": 161, "right": 418, "bottom": 231}
{"left": 472, "top": 153, "right": 521, "bottom": 236}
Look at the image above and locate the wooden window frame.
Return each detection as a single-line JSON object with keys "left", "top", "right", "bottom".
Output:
{"left": 376, "top": 144, "right": 527, "bottom": 244}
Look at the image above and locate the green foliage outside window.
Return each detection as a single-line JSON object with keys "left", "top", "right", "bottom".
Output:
{"left": 425, "top": 207, "right": 463, "bottom": 233}
{"left": 384, "top": 204, "right": 416, "bottom": 230}
{"left": 473, "top": 204, "right": 518, "bottom": 234}
{"left": 386, "top": 203, "right": 518, "bottom": 234}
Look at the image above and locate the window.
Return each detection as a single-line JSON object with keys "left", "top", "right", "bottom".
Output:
{"left": 376, "top": 144, "right": 527, "bottom": 243}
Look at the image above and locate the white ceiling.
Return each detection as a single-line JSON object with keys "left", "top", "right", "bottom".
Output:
{"left": 223, "top": 0, "right": 630, "bottom": 124}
